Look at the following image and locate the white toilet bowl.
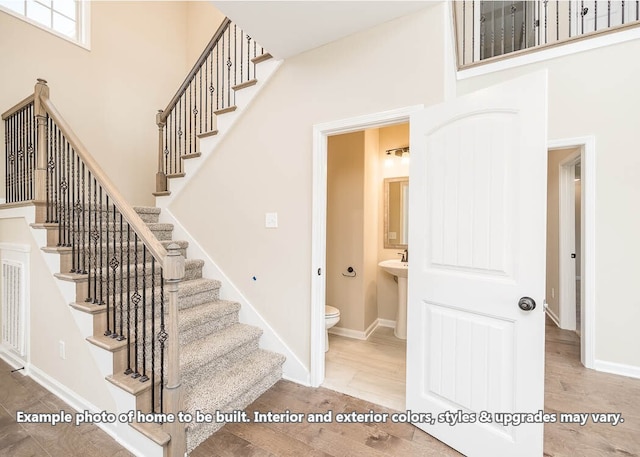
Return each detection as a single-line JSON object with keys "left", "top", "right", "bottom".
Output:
{"left": 325, "top": 305, "right": 341, "bottom": 352}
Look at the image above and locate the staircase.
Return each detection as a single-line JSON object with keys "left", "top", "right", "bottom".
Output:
{"left": 39, "top": 205, "right": 285, "bottom": 454}
{"left": 1, "top": 17, "right": 286, "bottom": 457}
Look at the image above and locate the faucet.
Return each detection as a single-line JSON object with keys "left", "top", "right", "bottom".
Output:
{"left": 398, "top": 249, "right": 408, "bottom": 263}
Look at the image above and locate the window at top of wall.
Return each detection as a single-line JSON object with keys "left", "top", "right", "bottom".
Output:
{"left": 0, "top": 0, "right": 88, "bottom": 48}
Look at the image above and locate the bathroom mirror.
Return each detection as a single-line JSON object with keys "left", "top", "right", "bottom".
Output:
{"left": 384, "top": 177, "right": 409, "bottom": 249}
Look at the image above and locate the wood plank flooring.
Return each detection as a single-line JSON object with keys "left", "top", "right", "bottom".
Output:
{"left": 197, "top": 318, "right": 640, "bottom": 456}
{"left": 2, "top": 315, "right": 639, "bottom": 456}
{"left": 0, "top": 361, "right": 133, "bottom": 457}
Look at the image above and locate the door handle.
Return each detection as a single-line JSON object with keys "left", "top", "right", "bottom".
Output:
{"left": 518, "top": 297, "right": 536, "bottom": 311}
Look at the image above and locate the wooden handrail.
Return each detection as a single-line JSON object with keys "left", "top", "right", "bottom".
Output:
{"left": 41, "top": 96, "right": 168, "bottom": 265}
{"left": 1, "top": 94, "right": 35, "bottom": 120}
{"left": 159, "top": 17, "right": 231, "bottom": 123}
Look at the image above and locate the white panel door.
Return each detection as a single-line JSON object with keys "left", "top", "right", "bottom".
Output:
{"left": 406, "top": 71, "right": 548, "bottom": 457}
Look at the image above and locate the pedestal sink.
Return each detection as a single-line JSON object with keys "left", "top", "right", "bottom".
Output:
{"left": 378, "top": 259, "right": 408, "bottom": 340}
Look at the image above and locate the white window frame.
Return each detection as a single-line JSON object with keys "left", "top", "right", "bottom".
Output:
{"left": 0, "top": 0, "right": 90, "bottom": 50}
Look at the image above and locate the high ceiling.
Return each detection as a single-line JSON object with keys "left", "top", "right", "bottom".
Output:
{"left": 212, "top": 1, "right": 436, "bottom": 59}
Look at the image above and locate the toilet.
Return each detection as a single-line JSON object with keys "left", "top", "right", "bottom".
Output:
{"left": 324, "top": 305, "right": 341, "bottom": 352}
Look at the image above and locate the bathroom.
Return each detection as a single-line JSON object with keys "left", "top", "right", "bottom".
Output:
{"left": 322, "top": 122, "right": 409, "bottom": 411}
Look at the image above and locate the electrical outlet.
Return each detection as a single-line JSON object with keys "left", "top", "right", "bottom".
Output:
{"left": 59, "top": 341, "right": 66, "bottom": 360}
{"left": 265, "top": 212, "right": 278, "bottom": 228}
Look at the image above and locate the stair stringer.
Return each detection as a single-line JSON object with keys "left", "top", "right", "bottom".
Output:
{"left": 157, "top": 207, "right": 310, "bottom": 386}
{"left": 155, "top": 57, "right": 282, "bottom": 207}
{"left": 0, "top": 204, "right": 164, "bottom": 457}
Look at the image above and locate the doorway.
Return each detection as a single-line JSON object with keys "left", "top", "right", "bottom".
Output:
{"left": 310, "top": 105, "right": 423, "bottom": 388}
{"left": 547, "top": 138, "right": 596, "bottom": 369}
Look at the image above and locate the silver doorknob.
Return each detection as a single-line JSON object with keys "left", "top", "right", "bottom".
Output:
{"left": 518, "top": 297, "right": 536, "bottom": 311}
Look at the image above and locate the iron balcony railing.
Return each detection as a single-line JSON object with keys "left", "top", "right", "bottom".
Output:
{"left": 454, "top": 1, "right": 640, "bottom": 68}
{"left": 154, "top": 18, "right": 267, "bottom": 194}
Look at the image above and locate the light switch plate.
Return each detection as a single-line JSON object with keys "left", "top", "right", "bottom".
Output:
{"left": 265, "top": 212, "right": 278, "bottom": 228}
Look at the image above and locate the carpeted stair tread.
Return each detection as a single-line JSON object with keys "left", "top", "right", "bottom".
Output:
{"left": 134, "top": 206, "right": 161, "bottom": 223}
{"left": 85, "top": 258, "right": 203, "bottom": 281}
{"left": 180, "top": 323, "right": 262, "bottom": 374}
{"left": 178, "top": 300, "right": 240, "bottom": 335}
{"left": 184, "top": 349, "right": 285, "bottom": 452}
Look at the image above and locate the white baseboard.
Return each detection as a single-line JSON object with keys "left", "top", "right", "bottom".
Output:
{"left": 329, "top": 326, "right": 367, "bottom": 340}
{"left": 377, "top": 318, "right": 396, "bottom": 328}
{"left": 158, "top": 208, "right": 309, "bottom": 386}
{"left": 594, "top": 359, "right": 640, "bottom": 380}
{"left": 0, "top": 349, "right": 29, "bottom": 375}
{"left": 329, "top": 318, "right": 396, "bottom": 340}
{"left": 545, "top": 306, "right": 561, "bottom": 327}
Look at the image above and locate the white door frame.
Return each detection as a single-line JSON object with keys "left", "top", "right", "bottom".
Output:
{"left": 310, "top": 105, "right": 423, "bottom": 387}
{"left": 548, "top": 136, "right": 596, "bottom": 369}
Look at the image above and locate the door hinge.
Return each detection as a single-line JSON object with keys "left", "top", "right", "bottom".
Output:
{"left": 317, "top": 268, "right": 322, "bottom": 276}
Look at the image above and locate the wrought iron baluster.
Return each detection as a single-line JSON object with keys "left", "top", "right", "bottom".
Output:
{"left": 132, "top": 232, "right": 141, "bottom": 378}
{"left": 200, "top": 60, "right": 204, "bottom": 133}
{"left": 227, "top": 25, "right": 232, "bottom": 107}
{"left": 216, "top": 39, "right": 220, "bottom": 110}
{"left": 221, "top": 32, "right": 225, "bottom": 109}
{"left": 105, "top": 195, "right": 111, "bottom": 336}
{"left": 140, "top": 247, "right": 148, "bottom": 382}
{"left": 569, "top": 1, "right": 572, "bottom": 37}
{"left": 595, "top": 0, "right": 598, "bottom": 31}
{"left": 86, "top": 171, "right": 93, "bottom": 301}
{"left": 234, "top": 24, "right": 237, "bottom": 87}
{"left": 53, "top": 123, "right": 59, "bottom": 225}
{"left": 189, "top": 82, "right": 192, "bottom": 161}
{"left": 608, "top": 1, "right": 611, "bottom": 27}
{"left": 70, "top": 149, "right": 76, "bottom": 267}
{"left": 556, "top": 0, "right": 560, "bottom": 41}
{"left": 124, "top": 224, "right": 132, "bottom": 374}
{"left": 151, "top": 256, "right": 156, "bottom": 411}
{"left": 98, "top": 185, "right": 103, "bottom": 304}
{"left": 80, "top": 161, "right": 86, "bottom": 274}
{"left": 502, "top": 3, "right": 506, "bottom": 56}
{"left": 118, "top": 211, "right": 125, "bottom": 341}
{"left": 65, "top": 138, "right": 71, "bottom": 246}
{"left": 622, "top": 0, "right": 625, "bottom": 23}
{"left": 159, "top": 270, "right": 166, "bottom": 413}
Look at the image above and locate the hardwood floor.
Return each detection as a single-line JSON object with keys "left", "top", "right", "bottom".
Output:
{"left": 0, "top": 360, "right": 133, "bottom": 457}
{"left": 2, "top": 316, "right": 639, "bottom": 456}
{"left": 199, "top": 318, "right": 640, "bottom": 456}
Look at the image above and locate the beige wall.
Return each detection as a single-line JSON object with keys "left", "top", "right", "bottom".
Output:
{"left": 186, "top": 2, "right": 226, "bottom": 64}
{"left": 170, "top": 5, "right": 444, "bottom": 367}
{"left": 458, "top": 38, "right": 640, "bottom": 368}
{"left": 546, "top": 148, "right": 577, "bottom": 318}
{"left": 325, "top": 129, "right": 380, "bottom": 333}
{"left": 0, "top": 216, "right": 115, "bottom": 411}
{"left": 326, "top": 132, "right": 365, "bottom": 331}
{"left": 376, "top": 123, "right": 410, "bottom": 322}
{"left": 1, "top": 1, "right": 223, "bottom": 206}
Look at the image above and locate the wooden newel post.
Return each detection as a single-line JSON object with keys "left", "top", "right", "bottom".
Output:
{"left": 33, "top": 79, "right": 49, "bottom": 222}
{"left": 163, "top": 244, "right": 186, "bottom": 457}
{"left": 155, "top": 110, "right": 168, "bottom": 194}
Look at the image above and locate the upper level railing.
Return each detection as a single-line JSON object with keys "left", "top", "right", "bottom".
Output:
{"left": 2, "top": 80, "right": 186, "bottom": 455}
{"left": 154, "top": 18, "right": 268, "bottom": 194}
{"left": 454, "top": 1, "right": 640, "bottom": 69}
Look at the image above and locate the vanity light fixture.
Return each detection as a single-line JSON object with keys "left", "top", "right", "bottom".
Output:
{"left": 385, "top": 147, "right": 410, "bottom": 166}
{"left": 384, "top": 151, "right": 394, "bottom": 168}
